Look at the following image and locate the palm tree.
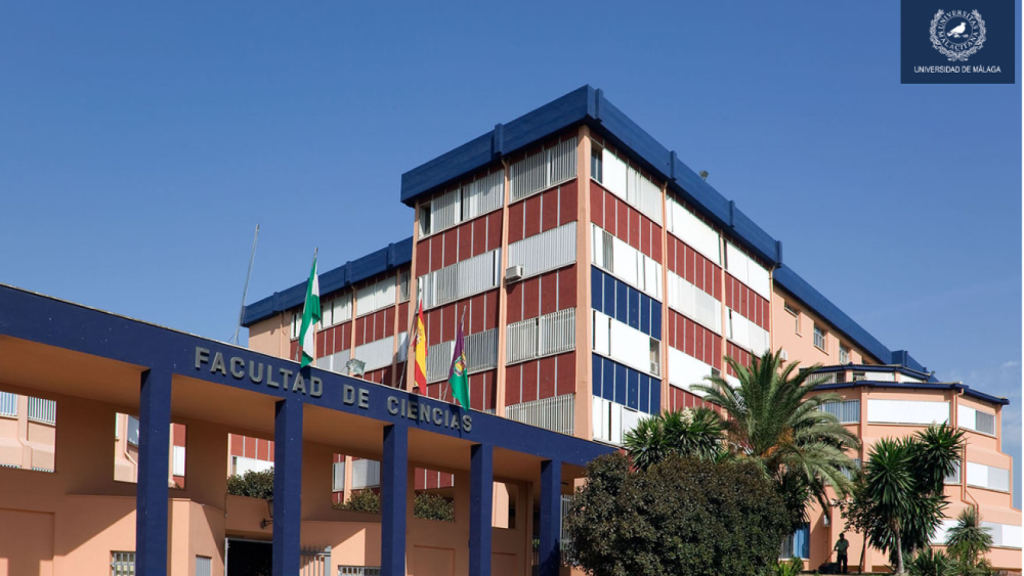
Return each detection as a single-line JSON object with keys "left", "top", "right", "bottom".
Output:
{"left": 693, "top": 350, "right": 861, "bottom": 508}
{"left": 623, "top": 406, "right": 725, "bottom": 471}
{"left": 862, "top": 425, "right": 964, "bottom": 575}
{"left": 945, "top": 507, "right": 992, "bottom": 570}
{"left": 863, "top": 438, "right": 917, "bottom": 575}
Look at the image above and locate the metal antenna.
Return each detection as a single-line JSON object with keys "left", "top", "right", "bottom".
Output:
{"left": 231, "top": 224, "right": 260, "bottom": 344}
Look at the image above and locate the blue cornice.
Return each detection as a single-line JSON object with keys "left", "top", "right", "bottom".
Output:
{"left": 816, "top": 381, "right": 1009, "bottom": 406}
{"left": 242, "top": 237, "right": 413, "bottom": 327}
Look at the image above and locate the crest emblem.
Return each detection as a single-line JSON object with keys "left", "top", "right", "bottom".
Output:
{"left": 930, "top": 9, "right": 986, "bottom": 61}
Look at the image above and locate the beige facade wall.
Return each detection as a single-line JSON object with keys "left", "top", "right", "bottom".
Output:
{"left": 771, "top": 285, "right": 872, "bottom": 368}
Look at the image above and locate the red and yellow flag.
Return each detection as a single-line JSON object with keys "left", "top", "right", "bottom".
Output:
{"left": 413, "top": 298, "right": 428, "bottom": 389}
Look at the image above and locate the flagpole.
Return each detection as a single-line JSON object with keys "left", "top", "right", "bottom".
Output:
{"left": 441, "top": 305, "right": 467, "bottom": 406}
{"left": 395, "top": 281, "right": 420, "bottom": 393}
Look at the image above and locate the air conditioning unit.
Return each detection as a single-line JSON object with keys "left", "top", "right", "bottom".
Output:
{"left": 780, "top": 349, "right": 789, "bottom": 361}
{"left": 505, "top": 265, "right": 525, "bottom": 283}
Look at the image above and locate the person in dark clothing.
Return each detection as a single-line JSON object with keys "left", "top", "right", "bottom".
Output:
{"left": 833, "top": 532, "right": 850, "bottom": 574}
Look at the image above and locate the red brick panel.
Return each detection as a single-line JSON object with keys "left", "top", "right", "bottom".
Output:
{"left": 524, "top": 195, "right": 542, "bottom": 238}
{"left": 666, "top": 387, "right": 721, "bottom": 413}
{"left": 558, "top": 180, "right": 578, "bottom": 226}
{"left": 724, "top": 274, "right": 770, "bottom": 331}
{"left": 555, "top": 352, "right": 576, "bottom": 396}
{"left": 486, "top": 212, "right": 502, "bottom": 252}
{"left": 726, "top": 342, "right": 753, "bottom": 377}
{"left": 667, "top": 236, "right": 721, "bottom": 300}
{"left": 541, "top": 188, "right": 559, "bottom": 232}
{"left": 558, "top": 266, "right": 577, "bottom": 309}
{"left": 508, "top": 201, "right": 524, "bottom": 244}
{"left": 667, "top": 310, "right": 721, "bottom": 369}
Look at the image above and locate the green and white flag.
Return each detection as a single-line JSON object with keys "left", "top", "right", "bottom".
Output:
{"left": 298, "top": 250, "right": 321, "bottom": 368}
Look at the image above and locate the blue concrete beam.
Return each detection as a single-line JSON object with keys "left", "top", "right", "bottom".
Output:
{"left": 381, "top": 424, "right": 408, "bottom": 576}
{"left": 538, "top": 459, "right": 562, "bottom": 576}
{"left": 469, "top": 443, "right": 493, "bottom": 576}
{"left": 273, "top": 399, "right": 303, "bottom": 576}
{"left": 136, "top": 369, "right": 172, "bottom": 576}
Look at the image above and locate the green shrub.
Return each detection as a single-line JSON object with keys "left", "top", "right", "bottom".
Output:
{"left": 564, "top": 453, "right": 790, "bottom": 576}
{"left": 334, "top": 489, "right": 381, "bottom": 513}
{"left": 226, "top": 469, "right": 274, "bottom": 499}
{"left": 907, "top": 548, "right": 955, "bottom": 576}
{"left": 413, "top": 492, "right": 455, "bottom": 522}
{"left": 775, "top": 557, "right": 804, "bottom": 576}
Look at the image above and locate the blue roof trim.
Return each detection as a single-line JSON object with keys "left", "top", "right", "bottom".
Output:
{"left": 400, "top": 86, "right": 782, "bottom": 266}
{"left": 242, "top": 237, "right": 413, "bottom": 327}
{"left": 813, "top": 364, "right": 934, "bottom": 380}
{"left": 400, "top": 86, "right": 592, "bottom": 205}
{"left": 817, "top": 381, "right": 1009, "bottom": 406}
{"left": 773, "top": 266, "right": 893, "bottom": 365}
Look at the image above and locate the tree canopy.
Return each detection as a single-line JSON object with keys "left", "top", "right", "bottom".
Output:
{"left": 564, "top": 453, "right": 790, "bottom": 576}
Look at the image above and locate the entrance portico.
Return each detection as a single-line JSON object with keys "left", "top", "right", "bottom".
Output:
{"left": 0, "top": 284, "right": 613, "bottom": 576}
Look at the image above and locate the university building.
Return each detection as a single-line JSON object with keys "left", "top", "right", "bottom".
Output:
{"left": 0, "top": 86, "right": 1018, "bottom": 575}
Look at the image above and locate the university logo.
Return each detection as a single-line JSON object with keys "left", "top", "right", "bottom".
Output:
{"left": 900, "top": 0, "right": 1012, "bottom": 84}
{"left": 929, "top": 9, "right": 986, "bottom": 62}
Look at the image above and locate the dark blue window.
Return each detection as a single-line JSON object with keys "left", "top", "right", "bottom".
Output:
{"left": 627, "top": 288, "right": 640, "bottom": 329}
{"left": 651, "top": 304, "right": 662, "bottom": 338}
{"left": 602, "top": 358, "right": 616, "bottom": 403}
{"left": 627, "top": 370, "right": 640, "bottom": 410}
{"left": 614, "top": 279, "right": 627, "bottom": 323}
{"left": 648, "top": 379, "right": 661, "bottom": 414}
{"left": 639, "top": 374, "right": 651, "bottom": 413}
{"left": 640, "top": 294, "right": 651, "bottom": 335}
{"left": 592, "top": 355, "right": 603, "bottom": 397}
{"left": 591, "top": 266, "right": 603, "bottom": 313}
{"left": 605, "top": 273, "right": 616, "bottom": 317}
{"left": 613, "top": 362, "right": 627, "bottom": 405}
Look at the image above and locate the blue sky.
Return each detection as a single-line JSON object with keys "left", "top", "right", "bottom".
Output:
{"left": 1, "top": 2, "right": 1020, "bottom": 506}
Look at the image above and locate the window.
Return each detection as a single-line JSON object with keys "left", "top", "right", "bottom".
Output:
{"left": 351, "top": 459, "right": 381, "bottom": 490}
{"left": 591, "top": 145, "right": 663, "bottom": 224}
{"left": 418, "top": 203, "right": 432, "bottom": 237}
{"left": 507, "top": 222, "right": 577, "bottom": 279}
{"left": 958, "top": 404, "right": 997, "bottom": 435}
{"left": 945, "top": 460, "right": 961, "bottom": 484}
{"left": 813, "top": 324, "right": 826, "bottom": 351}
{"left": 510, "top": 138, "right": 577, "bottom": 202}
{"left": 506, "top": 394, "right": 575, "bottom": 436}
{"left": 784, "top": 302, "right": 800, "bottom": 334}
{"left": 820, "top": 399, "right": 861, "bottom": 423}
{"left": 333, "top": 460, "right": 346, "bottom": 492}
{"left": 650, "top": 340, "right": 661, "bottom": 376}
{"left": 172, "top": 445, "right": 186, "bottom": 478}
{"left": 111, "top": 552, "right": 136, "bottom": 576}
{"left": 867, "top": 399, "right": 950, "bottom": 425}
{"left": 966, "top": 462, "right": 1010, "bottom": 492}
{"left": 339, "top": 568, "right": 382, "bottom": 576}
{"left": 419, "top": 248, "right": 502, "bottom": 309}
{"left": 399, "top": 270, "right": 411, "bottom": 302}
{"left": 290, "top": 312, "right": 301, "bottom": 339}
{"left": 780, "top": 524, "right": 810, "bottom": 559}
{"left": 195, "top": 556, "right": 212, "bottom": 576}
{"left": 507, "top": 308, "right": 577, "bottom": 365}
{"left": 852, "top": 371, "right": 867, "bottom": 382}
{"left": 839, "top": 344, "right": 850, "bottom": 364}
{"left": 0, "top": 391, "right": 16, "bottom": 417}
{"left": 592, "top": 224, "right": 662, "bottom": 300}
{"left": 666, "top": 271, "right": 722, "bottom": 334}
{"left": 666, "top": 198, "right": 721, "bottom": 265}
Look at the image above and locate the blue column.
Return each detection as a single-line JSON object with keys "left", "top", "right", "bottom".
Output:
{"left": 273, "top": 399, "right": 303, "bottom": 576}
{"left": 136, "top": 369, "right": 171, "bottom": 576}
{"left": 538, "top": 459, "right": 562, "bottom": 576}
{"left": 469, "top": 443, "right": 493, "bottom": 576}
{"left": 381, "top": 424, "right": 408, "bottom": 576}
